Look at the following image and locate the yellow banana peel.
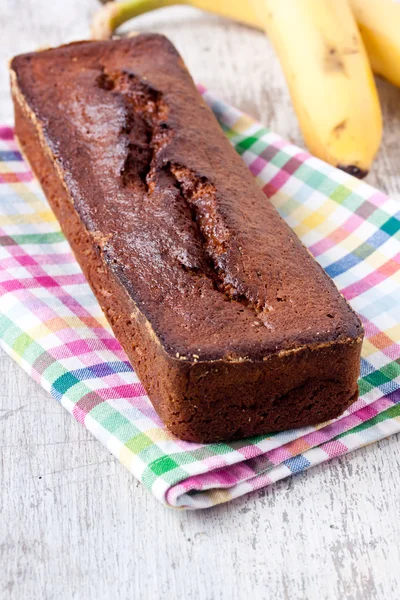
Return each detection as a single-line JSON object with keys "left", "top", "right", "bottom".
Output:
{"left": 349, "top": 0, "right": 400, "bottom": 87}
{"left": 250, "top": 0, "right": 382, "bottom": 175}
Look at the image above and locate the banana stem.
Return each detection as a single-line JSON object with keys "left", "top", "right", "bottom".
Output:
{"left": 111, "top": 0, "right": 188, "bottom": 28}
{"left": 92, "top": 0, "right": 188, "bottom": 39}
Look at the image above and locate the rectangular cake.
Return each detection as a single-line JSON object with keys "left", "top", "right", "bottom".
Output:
{"left": 10, "top": 34, "right": 363, "bottom": 442}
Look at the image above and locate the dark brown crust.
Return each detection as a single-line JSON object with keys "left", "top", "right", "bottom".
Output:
{"left": 10, "top": 35, "right": 363, "bottom": 442}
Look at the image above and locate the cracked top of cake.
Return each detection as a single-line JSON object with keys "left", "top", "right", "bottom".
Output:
{"left": 10, "top": 34, "right": 362, "bottom": 360}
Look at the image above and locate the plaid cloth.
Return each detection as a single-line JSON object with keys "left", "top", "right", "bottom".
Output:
{"left": 0, "top": 88, "right": 399, "bottom": 509}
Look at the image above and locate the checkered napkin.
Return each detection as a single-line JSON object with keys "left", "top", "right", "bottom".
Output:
{"left": 0, "top": 88, "right": 399, "bottom": 509}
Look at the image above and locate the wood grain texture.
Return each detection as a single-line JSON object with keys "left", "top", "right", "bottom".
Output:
{"left": 0, "top": 2, "right": 399, "bottom": 599}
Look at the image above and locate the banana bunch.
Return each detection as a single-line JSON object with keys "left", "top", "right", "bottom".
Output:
{"left": 92, "top": 0, "right": 400, "bottom": 177}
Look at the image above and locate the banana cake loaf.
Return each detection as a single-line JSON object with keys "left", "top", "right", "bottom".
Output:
{"left": 10, "top": 34, "right": 363, "bottom": 442}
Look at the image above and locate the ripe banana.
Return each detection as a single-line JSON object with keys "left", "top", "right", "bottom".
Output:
{"left": 349, "top": 0, "right": 400, "bottom": 87}
{"left": 249, "top": 0, "right": 382, "bottom": 175}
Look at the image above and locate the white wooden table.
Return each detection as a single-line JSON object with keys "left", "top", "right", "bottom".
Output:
{"left": 1, "top": 2, "right": 399, "bottom": 599}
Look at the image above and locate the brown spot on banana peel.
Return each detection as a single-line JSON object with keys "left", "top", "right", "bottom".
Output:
{"left": 329, "top": 122, "right": 369, "bottom": 179}
{"left": 324, "top": 45, "right": 346, "bottom": 74}
{"left": 342, "top": 47, "right": 360, "bottom": 55}
{"left": 332, "top": 119, "right": 347, "bottom": 138}
{"left": 323, "top": 44, "right": 360, "bottom": 75}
